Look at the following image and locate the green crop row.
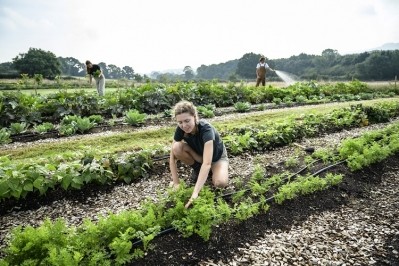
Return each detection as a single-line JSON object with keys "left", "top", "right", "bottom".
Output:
{"left": 222, "top": 101, "right": 399, "bottom": 154}
{"left": 1, "top": 80, "right": 397, "bottom": 128}
{"left": 0, "top": 166, "right": 343, "bottom": 266}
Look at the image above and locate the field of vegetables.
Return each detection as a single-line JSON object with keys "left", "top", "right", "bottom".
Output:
{"left": 0, "top": 81, "right": 398, "bottom": 265}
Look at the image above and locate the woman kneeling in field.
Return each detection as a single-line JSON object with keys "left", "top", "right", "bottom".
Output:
{"left": 169, "top": 100, "right": 229, "bottom": 208}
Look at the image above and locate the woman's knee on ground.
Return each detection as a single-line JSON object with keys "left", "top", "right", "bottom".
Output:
{"left": 212, "top": 168, "right": 229, "bottom": 188}
{"left": 212, "top": 176, "right": 228, "bottom": 188}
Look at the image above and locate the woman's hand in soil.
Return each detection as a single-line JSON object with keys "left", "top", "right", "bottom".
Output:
{"left": 185, "top": 195, "right": 197, "bottom": 208}
{"left": 169, "top": 181, "right": 180, "bottom": 191}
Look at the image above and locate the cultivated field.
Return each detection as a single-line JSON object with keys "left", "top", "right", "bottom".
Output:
{"left": 0, "top": 81, "right": 398, "bottom": 265}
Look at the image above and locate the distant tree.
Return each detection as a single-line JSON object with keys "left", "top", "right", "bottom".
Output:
{"left": 356, "top": 50, "right": 399, "bottom": 80}
{"left": 183, "top": 66, "right": 194, "bottom": 80}
{"left": 58, "top": 57, "right": 85, "bottom": 77}
{"left": 150, "top": 71, "right": 161, "bottom": 79}
{"left": 196, "top": 60, "right": 238, "bottom": 80}
{"left": 122, "top": 66, "right": 135, "bottom": 79}
{"left": 315, "top": 48, "right": 340, "bottom": 69}
{"left": 133, "top": 73, "right": 144, "bottom": 82}
{"left": 236, "top": 52, "right": 261, "bottom": 79}
{"left": 0, "top": 62, "right": 18, "bottom": 78}
{"left": 98, "top": 62, "right": 107, "bottom": 77}
{"left": 228, "top": 74, "right": 238, "bottom": 82}
{"left": 12, "top": 48, "right": 61, "bottom": 79}
{"left": 106, "top": 64, "right": 122, "bottom": 79}
{"left": 275, "top": 53, "right": 315, "bottom": 76}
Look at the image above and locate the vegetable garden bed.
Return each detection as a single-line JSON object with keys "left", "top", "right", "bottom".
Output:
{"left": 1, "top": 113, "right": 399, "bottom": 265}
{"left": 0, "top": 85, "right": 398, "bottom": 265}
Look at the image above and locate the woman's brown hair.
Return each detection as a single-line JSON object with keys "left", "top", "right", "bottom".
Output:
{"left": 173, "top": 100, "right": 199, "bottom": 123}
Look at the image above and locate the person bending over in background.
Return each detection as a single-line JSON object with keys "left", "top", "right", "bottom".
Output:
{"left": 86, "top": 60, "right": 105, "bottom": 96}
{"left": 169, "top": 100, "right": 229, "bottom": 208}
{"left": 256, "top": 56, "right": 275, "bottom": 87}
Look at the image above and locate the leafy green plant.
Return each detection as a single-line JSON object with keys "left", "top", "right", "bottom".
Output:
{"left": 58, "top": 123, "right": 77, "bottom": 136}
{"left": 124, "top": 109, "right": 147, "bottom": 126}
{"left": 107, "top": 114, "right": 118, "bottom": 126}
{"left": 295, "top": 95, "right": 307, "bottom": 103}
{"left": 171, "top": 188, "right": 231, "bottom": 241}
{"left": 234, "top": 101, "right": 251, "bottom": 113}
{"left": 113, "top": 150, "right": 153, "bottom": 183}
{"left": 223, "top": 132, "right": 257, "bottom": 155}
{"left": 33, "top": 74, "right": 43, "bottom": 95}
{"left": 2, "top": 218, "right": 72, "bottom": 265}
{"left": 9, "top": 122, "right": 28, "bottom": 134}
{"left": 272, "top": 97, "right": 282, "bottom": 104}
{"left": 75, "top": 117, "right": 96, "bottom": 133}
{"left": 93, "top": 69, "right": 101, "bottom": 78}
{"left": 234, "top": 198, "right": 260, "bottom": 221}
{"left": 61, "top": 115, "right": 80, "bottom": 126}
{"left": 88, "top": 114, "right": 104, "bottom": 124}
{"left": 33, "top": 122, "right": 55, "bottom": 134}
{"left": 0, "top": 128, "right": 11, "bottom": 144}
{"left": 163, "top": 109, "right": 172, "bottom": 118}
{"left": 285, "top": 156, "right": 299, "bottom": 167}
{"left": 197, "top": 105, "right": 215, "bottom": 118}
{"left": 274, "top": 174, "right": 343, "bottom": 204}
{"left": 257, "top": 103, "right": 266, "bottom": 111}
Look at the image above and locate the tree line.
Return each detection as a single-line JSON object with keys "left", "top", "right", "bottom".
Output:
{"left": 0, "top": 47, "right": 398, "bottom": 82}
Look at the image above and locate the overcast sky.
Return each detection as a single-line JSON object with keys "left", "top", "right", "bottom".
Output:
{"left": 0, "top": 0, "right": 398, "bottom": 74}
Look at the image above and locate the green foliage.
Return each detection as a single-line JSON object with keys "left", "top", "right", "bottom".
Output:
{"left": 75, "top": 117, "right": 96, "bottom": 133}
{"left": 88, "top": 114, "right": 104, "bottom": 124}
{"left": 285, "top": 155, "right": 299, "bottom": 167}
{"left": 61, "top": 115, "right": 80, "bottom": 126}
{"left": 9, "top": 122, "right": 28, "bottom": 134}
{"left": 312, "top": 148, "right": 336, "bottom": 163}
{"left": 3, "top": 218, "right": 72, "bottom": 265}
{"left": 93, "top": 69, "right": 101, "bottom": 78}
{"left": 234, "top": 101, "right": 251, "bottom": 112}
{"left": 58, "top": 123, "right": 77, "bottom": 136}
{"left": 113, "top": 150, "right": 153, "bottom": 183}
{"left": 197, "top": 105, "right": 215, "bottom": 118}
{"left": 0, "top": 128, "right": 11, "bottom": 144}
{"left": 33, "top": 122, "right": 55, "bottom": 134}
{"left": 234, "top": 198, "right": 260, "bottom": 221}
{"left": 124, "top": 109, "right": 147, "bottom": 126}
{"left": 12, "top": 47, "right": 61, "bottom": 79}
{"left": 0, "top": 80, "right": 398, "bottom": 129}
{"left": 274, "top": 174, "right": 343, "bottom": 204}
{"left": 60, "top": 115, "right": 95, "bottom": 135}
{"left": 172, "top": 188, "right": 217, "bottom": 240}
{"left": 223, "top": 131, "right": 257, "bottom": 155}
{"left": 339, "top": 123, "right": 399, "bottom": 171}
{"left": 272, "top": 97, "right": 282, "bottom": 104}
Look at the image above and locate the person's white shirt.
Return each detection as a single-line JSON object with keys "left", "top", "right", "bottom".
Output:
{"left": 256, "top": 62, "right": 271, "bottom": 69}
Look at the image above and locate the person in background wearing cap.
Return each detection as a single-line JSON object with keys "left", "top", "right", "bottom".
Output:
{"left": 86, "top": 60, "right": 106, "bottom": 96}
{"left": 256, "top": 56, "right": 275, "bottom": 87}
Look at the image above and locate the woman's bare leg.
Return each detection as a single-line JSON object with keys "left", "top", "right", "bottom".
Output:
{"left": 211, "top": 161, "right": 229, "bottom": 188}
{"left": 172, "top": 142, "right": 202, "bottom": 165}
